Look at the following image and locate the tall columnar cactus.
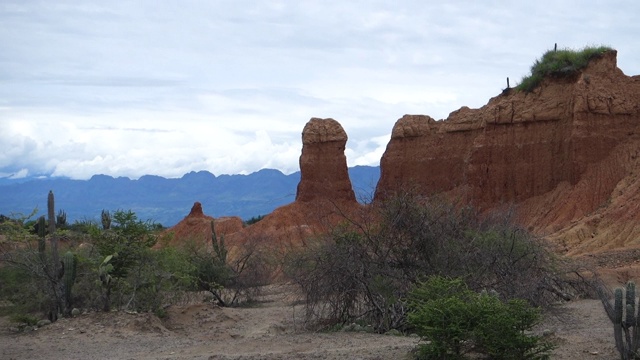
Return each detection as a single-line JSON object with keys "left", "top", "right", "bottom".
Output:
{"left": 47, "top": 190, "right": 59, "bottom": 275}
{"left": 101, "top": 209, "right": 111, "bottom": 230}
{"left": 37, "top": 216, "right": 46, "bottom": 262}
{"left": 62, "top": 251, "right": 77, "bottom": 314}
{"left": 47, "top": 191, "right": 55, "bottom": 234}
{"left": 45, "top": 190, "right": 63, "bottom": 321}
{"left": 601, "top": 281, "right": 640, "bottom": 360}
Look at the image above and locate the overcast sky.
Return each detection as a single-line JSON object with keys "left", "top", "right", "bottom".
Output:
{"left": 1, "top": 1, "right": 638, "bottom": 180}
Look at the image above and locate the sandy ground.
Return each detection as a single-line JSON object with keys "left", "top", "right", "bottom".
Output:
{"left": 0, "top": 280, "right": 624, "bottom": 360}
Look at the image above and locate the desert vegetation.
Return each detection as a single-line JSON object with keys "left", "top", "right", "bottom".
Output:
{"left": 407, "top": 276, "right": 553, "bottom": 359}
{"left": 516, "top": 45, "right": 613, "bottom": 92}
{"left": 0, "top": 190, "right": 623, "bottom": 359}
{"left": 282, "top": 190, "right": 597, "bottom": 358}
{"left": 598, "top": 281, "right": 640, "bottom": 360}
{"left": 0, "top": 191, "right": 271, "bottom": 326}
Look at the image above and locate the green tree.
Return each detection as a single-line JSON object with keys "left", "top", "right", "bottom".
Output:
{"left": 90, "top": 210, "right": 193, "bottom": 312}
{"left": 92, "top": 210, "right": 157, "bottom": 278}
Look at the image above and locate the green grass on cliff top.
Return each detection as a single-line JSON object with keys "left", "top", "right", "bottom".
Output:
{"left": 516, "top": 45, "right": 613, "bottom": 93}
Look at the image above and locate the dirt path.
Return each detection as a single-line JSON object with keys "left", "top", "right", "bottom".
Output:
{"left": 0, "top": 284, "right": 623, "bottom": 359}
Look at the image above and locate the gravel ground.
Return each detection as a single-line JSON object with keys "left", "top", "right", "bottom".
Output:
{"left": 0, "top": 280, "right": 627, "bottom": 360}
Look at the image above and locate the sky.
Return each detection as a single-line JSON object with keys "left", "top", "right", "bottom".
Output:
{"left": 1, "top": 1, "right": 639, "bottom": 180}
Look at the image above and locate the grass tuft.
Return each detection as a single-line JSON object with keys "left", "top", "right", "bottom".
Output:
{"left": 516, "top": 45, "right": 613, "bottom": 93}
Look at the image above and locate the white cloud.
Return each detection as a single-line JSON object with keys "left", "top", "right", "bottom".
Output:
{"left": 0, "top": 0, "right": 639, "bottom": 180}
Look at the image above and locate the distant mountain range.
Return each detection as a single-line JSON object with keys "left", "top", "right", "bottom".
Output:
{"left": 0, "top": 166, "right": 380, "bottom": 226}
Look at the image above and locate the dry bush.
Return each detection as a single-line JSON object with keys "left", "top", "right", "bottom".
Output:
{"left": 286, "top": 191, "right": 583, "bottom": 332}
{"left": 185, "top": 221, "right": 274, "bottom": 307}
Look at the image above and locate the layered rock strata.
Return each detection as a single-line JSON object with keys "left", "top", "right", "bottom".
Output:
{"left": 375, "top": 50, "right": 640, "bottom": 253}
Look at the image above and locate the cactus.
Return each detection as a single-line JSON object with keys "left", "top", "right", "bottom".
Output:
{"left": 56, "top": 209, "right": 67, "bottom": 229}
{"left": 47, "top": 191, "right": 56, "bottom": 234}
{"left": 601, "top": 282, "right": 640, "bottom": 359}
{"left": 37, "top": 216, "right": 46, "bottom": 262}
{"left": 627, "top": 283, "right": 636, "bottom": 327}
{"left": 37, "top": 215, "right": 46, "bottom": 239}
{"left": 62, "top": 251, "right": 77, "bottom": 315}
{"left": 101, "top": 209, "right": 111, "bottom": 230}
{"left": 46, "top": 190, "right": 63, "bottom": 320}
{"left": 47, "top": 190, "right": 59, "bottom": 276}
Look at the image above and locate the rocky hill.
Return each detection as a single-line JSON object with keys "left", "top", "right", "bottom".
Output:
{"left": 167, "top": 50, "right": 640, "bottom": 255}
{"left": 374, "top": 50, "right": 640, "bottom": 254}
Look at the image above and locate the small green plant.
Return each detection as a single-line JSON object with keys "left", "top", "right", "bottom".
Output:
{"left": 407, "top": 276, "right": 554, "bottom": 360}
{"left": 599, "top": 281, "right": 640, "bottom": 360}
{"left": 154, "top": 307, "right": 167, "bottom": 319}
{"left": 244, "top": 214, "right": 265, "bottom": 226}
{"left": 97, "top": 254, "right": 115, "bottom": 312}
{"left": 56, "top": 210, "right": 67, "bottom": 229}
{"left": 516, "top": 45, "right": 613, "bottom": 92}
{"left": 10, "top": 313, "right": 39, "bottom": 326}
{"left": 101, "top": 209, "right": 111, "bottom": 230}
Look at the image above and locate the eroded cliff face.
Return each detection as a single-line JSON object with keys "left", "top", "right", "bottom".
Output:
{"left": 375, "top": 50, "right": 640, "bottom": 254}
{"left": 164, "top": 52, "right": 639, "bottom": 255}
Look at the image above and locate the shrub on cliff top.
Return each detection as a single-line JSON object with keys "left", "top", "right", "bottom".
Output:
{"left": 516, "top": 45, "right": 613, "bottom": 93}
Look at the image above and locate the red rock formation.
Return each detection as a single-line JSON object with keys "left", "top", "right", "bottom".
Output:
{"left": 296, "top": 118, "right": 356, "bottom": 203}
{"left": 163, "top": 118, "right": 361, "bottom": 249}
{"left": 159, "top": 202, "right": 243, "bottom": 247}
{"left": 375, "top": 50, "right": 640, "bottom": 254}
{"left": 225, "top": 118, "right": 362, "bottom": 249}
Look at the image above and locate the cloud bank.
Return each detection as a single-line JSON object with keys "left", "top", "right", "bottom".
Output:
{"left": 1, "top": 1, "right": 638, "bottom": 179}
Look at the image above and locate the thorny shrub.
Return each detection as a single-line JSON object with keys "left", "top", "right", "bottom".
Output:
{"left": 285, "top": 191, "right": 586, "bottom": 333}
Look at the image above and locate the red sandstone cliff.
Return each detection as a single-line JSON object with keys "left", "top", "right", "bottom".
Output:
{"left": 375, "top": 50, "right": 640, "bottom": 254}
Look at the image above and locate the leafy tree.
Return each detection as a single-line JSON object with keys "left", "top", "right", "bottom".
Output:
{"left": 92, "top": 210, "right": 157, "bottom": 278}
{"left": 87, "top": 210, "right": 194, "bottom": 312}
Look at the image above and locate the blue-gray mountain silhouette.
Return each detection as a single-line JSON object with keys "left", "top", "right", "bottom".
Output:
{"left": 0, "top": 166, "right": 379, "bottom": 226}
